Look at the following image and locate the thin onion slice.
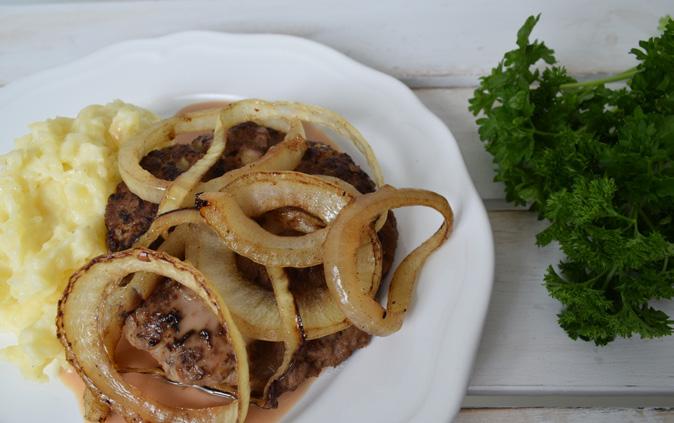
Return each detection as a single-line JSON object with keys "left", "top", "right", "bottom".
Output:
{"left": 168, "top": 100, "right": 310, "bottom": 210}
{"left": 175, "top": 99, "right": 383, "bottom": 188}
{"left": 99, "top": 226, "right": 190, "bottom": 359}
{"left": 135, "top": 208, "right": 204, "bottom": 248}
{"left": 118, "top": 118, "right": 180, "bottom": 203}
{"left": 119, "top": 100, "right": 299, "bottom": 204}
{"left": 256, "top": 266, "right": 303, "bottom": 407}
{"left": 57, "top": 249, "right": 250, "bottom": 422}
{"left": 324, "top": 186, "right": 453, "bottom": 336}
{"left": 265, "top": 101, "right": 384, "bottom": 188}
{"left": 193, "top": 100, "right": 309, "bottom": 195}
{"left": 83, "top": 386, "right": 110, "bottom": 423}
{"left": 198, "top": 171, "right": 355, "bottom": 267}
{"left": 157, "top": 111, "right": 227, "bottom": 214}
{"left": 193, "top": 221, "right": 381, "bottom": 341}
{"left": 132, "top": 209, "right": 378, "bottom": 341}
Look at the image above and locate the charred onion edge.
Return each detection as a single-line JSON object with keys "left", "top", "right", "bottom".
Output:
{"left": 324, "top": 186, "right": 453, "bottom": 336}
{"left": 56, "top": 248, "right": 250, "bottom": 423}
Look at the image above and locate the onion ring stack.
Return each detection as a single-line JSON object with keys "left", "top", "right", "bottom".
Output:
{"left": 57, "top": 99, "right": 453, "bottom": 421}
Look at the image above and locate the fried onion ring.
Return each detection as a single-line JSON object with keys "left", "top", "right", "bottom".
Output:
{"left": 324, "top": 186, "right": 453, "bottom": 336}
{"left": 198, "top": 172, "right": 355, "bottom": 267}
{"left": 57, "top": 249, "right": 250, "bottom": 422}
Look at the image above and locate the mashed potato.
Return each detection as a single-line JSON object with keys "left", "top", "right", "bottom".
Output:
{"left": 0, "top": 101, "right": 158, "bottom": 380}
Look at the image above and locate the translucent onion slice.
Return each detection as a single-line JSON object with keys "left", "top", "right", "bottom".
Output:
{"left": 315, "top": 175, "right": 388, "bottom": 231}
{"left": 131, "top": 208, "right": 379, "bottom": 341}
{"left": 83, "top": 386, "right": 110, "bottom": 423}
{"left": 119, "top": 100, "right": 303, "bottom": 205}
{"left": 118, "top": 118, "right": 181, "bottom": 203}
{"left": 135, "top": 208, "right": 205, "bottom": 248}
{"left": 193, "top": 222, "right": 381, "bottom": 342}
{"left": 175, "top": 99, "right": 383, "bottom": 188}
{"left": 157, "top": 111, "right": 227, "bottom": 214}
{"left": 56, "top": 248, "right": 250, "bottom": 423}
{"left": 193, "top": 100, "right": 309, "bottom": 195}
{"left": 169, "top": 100, "right": 309, "bottom": 211}
{"left": 256, "top": 266, "right": 302, "bottom": 407}
{"left": 324, "top": 186, "right": 453, "bottom": 336}
{"left": 198, "top": 171, "right": 355, "bottom": 268}
{"left": 266, "top": 101, "right": 384, "bottom": 188}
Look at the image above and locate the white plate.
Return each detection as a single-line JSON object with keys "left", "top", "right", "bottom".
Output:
{"left": 0, "top": 32, "right": 493, "bottom": 423}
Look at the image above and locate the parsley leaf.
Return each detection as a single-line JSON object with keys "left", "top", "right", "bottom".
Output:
{"left": 471, "top": 15, "right": 674, "bottom": 345}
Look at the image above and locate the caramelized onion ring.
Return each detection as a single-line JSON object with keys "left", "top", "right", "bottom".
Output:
{"left": 267, "top": 101, "right": 384, "bottom": 188}
{"left": 324, "top": 187, "right": 453, "bottom": 336}
{"left": 194, "top": 100, "right": 309, "bottom": 195}
{"left": 118, "top": 118, "right": 180, "bottom": 203}
{"left": 198, "top": 172, "right": 355, "bottom": 267}
{"left": 135, "top": 208, "right": 204, "bottom": 248}
{"left": 193, "top": 224, "right": 381, "bottom": 342}
{"left": 57, "top": 249, "right": 250, "bottom": 422}
{"left": 120, "top": 100, "right": 307, "bottom": 206}
{"left": 173, "top": 99, "right": 382, "bottom": 189}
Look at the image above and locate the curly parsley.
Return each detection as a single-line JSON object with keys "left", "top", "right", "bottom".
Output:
{"left": 470, "top": 15, "right": 674, "bottom": 345}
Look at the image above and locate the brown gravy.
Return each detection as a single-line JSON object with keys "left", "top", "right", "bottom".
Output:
{"left": 60, "top": 337, "right": 313, "bottom": 422}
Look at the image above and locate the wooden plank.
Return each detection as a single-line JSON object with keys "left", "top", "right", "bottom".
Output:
{"left": 0, "top": 0, "right": 671, "bottom": 87}
{"left": 463, "top": 395, "right": 674, "bottom": 408}
{"left": 457, "top": 408, "right": 674, "bottom": 423}
{"left": 471, "top": 211, "right": 674, "bottom": 395}
{"left": 415, "top": 88, "right": 506, "bottom": 202}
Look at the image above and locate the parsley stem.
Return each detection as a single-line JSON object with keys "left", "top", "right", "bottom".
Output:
{"left": 532, "top": 129, "right": 558, "bottom": 136}
{"left": 560, "top": 67, "right": 639, "bottom": 90}
{"left": 663, "top": 256, "right": 669, "bottom": 273}
{"left": 603, "top": 264, "right": 618, "bottom": 290}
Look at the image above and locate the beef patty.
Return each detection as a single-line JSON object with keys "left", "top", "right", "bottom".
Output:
{"left": 105, "top": 121, "right": 398, "bottom": 406}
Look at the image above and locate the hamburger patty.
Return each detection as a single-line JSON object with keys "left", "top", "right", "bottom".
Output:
{"left": 105, "top": 121, "right": 398, "bottom": 406}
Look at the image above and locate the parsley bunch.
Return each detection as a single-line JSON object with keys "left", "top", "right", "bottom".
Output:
{"left": 470, "top": 15, "right": 674, "bottom": 345}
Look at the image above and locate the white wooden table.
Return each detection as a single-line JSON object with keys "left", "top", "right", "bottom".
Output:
{"left": 2, "top": 1, "right": 674, "bottom": 421}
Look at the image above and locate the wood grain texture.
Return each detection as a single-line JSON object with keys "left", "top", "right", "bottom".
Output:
{"left": 415, "top": 88, "right": 505, "bottom": 202}
{"left": 457, "top": 408, "right": 674, "bottom": 423}
{"left": 0, "top": 0, "right": 671, "bottom": 87}
{"left": 473, "top": 211, "right": 674, "bottom": 395}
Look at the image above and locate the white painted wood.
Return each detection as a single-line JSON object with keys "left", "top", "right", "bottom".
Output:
{"left": 415, "top": 88, "right": 505, "bottom": 202}
{"left": 0, "top": 0, "right": 671, "bottom": 87}
{"left": 463, "top": 395, "right": 674, "bottom": 408}
{"left": 472, "top": 212, "right": 674, "bottom": 395}
{"left": 457, "top": 408, "right": 674, "bottom": 423}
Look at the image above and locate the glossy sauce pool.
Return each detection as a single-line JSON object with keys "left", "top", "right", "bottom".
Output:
{"left": 60, "top": 339, "right": 313, "bottom": 422}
